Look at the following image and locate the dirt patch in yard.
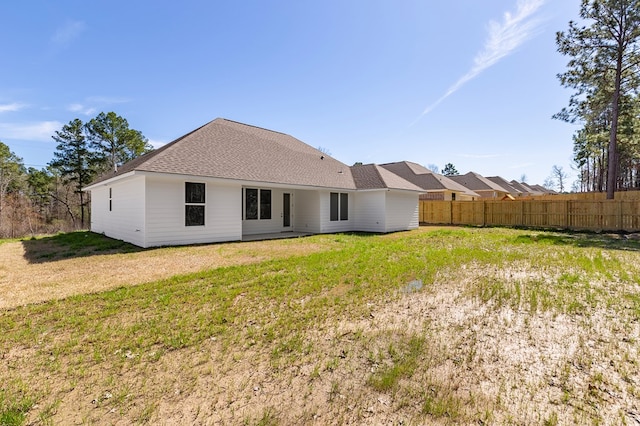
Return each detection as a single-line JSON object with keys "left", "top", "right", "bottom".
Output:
{"left": 34, "top": 273, "right": 638, "bottom": 425}
{"left": 142, "top": 274, "right": 639, "bottom": 425}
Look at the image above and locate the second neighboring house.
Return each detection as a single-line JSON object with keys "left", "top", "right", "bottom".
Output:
{"left": 509, "top": 180, "right": 552, "bottom": 197}
{"left": 449, "top": 172, "right": 511, "bottom": 199}
{"left": 83, "top": 118, "right": 423, "bottom": 248}
{"left": 486, "top": 176, "right": 523, "bottom": 199}
{"left": 379, "top": 161, "right": 479, "bottom": 201}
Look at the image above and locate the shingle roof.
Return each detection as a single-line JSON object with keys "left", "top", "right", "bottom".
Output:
{"left": 508, "top": 180, "right": 532, "bottom": 193}
{"left": 449, "top": 172, "right": 507, "bottom": 192}
{"left": 507, "top": 181, "right": 555, "bottom": 195}
{"left": 529, "top": 184, "right": 556, "bottom": 194}
{"left": 379, "top": 161, "right": 479, "bottom": 196}
{"left": 521, "top": 183, "right": 542, "bottom": 194}
{"left": 486, "top": 176, "right": 522, "bottom": 196}
{"left": 87, "top": 118, "right": 357, "bottom": 190}
{"left": 351, "top": 164, "right": 423, "bottom": 191}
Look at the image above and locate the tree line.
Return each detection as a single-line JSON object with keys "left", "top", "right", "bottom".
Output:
{"left": 0, "top": 112, "right": 151, "bottom": 238}
{"left": 555, "top": 0, "right": 640, "bottom": 198}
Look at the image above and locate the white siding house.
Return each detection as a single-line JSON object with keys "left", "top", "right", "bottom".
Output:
{"left": 352, "top": 190, "right": 420, "bottom": 233}
{"left": 294, "top": 190, "right": 321, "bottom": 233}
{"left": 353, "top": 191, "right": 386, "bottom": 233}
{"left": 385, "top": 191, "right": 420, "bottom": 232}
{"left": 145, "top": 174, "right": 243, "bottom": 247}
{"left": 90, "top": 175, "right": 146, "bottom": 247}
{"left": 84, "top": 119, "right": 422, "bottom": 248}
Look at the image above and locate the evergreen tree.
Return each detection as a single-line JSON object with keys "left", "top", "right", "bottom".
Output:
{"left": 85, "top": 112, "right": 152, "bottom": 174}
{"left": 26, "top": 167, "right": 55, "bottom": 222}
{"left": 556, "top": 0, "right": 640, "bottom": 198}
{"left": 50, "top": 119, "right": 95, "bottom": 227}
{"left": 442, "top": 163, "right": 459, "bottom": 176}
{"left": 0, "top": 142, "right": 26, "bottom": 232}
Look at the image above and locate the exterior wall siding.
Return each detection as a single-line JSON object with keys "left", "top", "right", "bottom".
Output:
{"left": 385, "top": 191, "right": 419, "bottom": 232}
{"left": 144, "top": 175, "right": 242, "bottom": 247}
{"left": 89, "top": 186, "right": 109, "bottom": 235}
{"left": 353, "top": 191, "right": 386, "bottom": 232}
{"left": 294, "top": 190, "right": 322, "bottom": 233}
{"left": 319, "top": 191, "right": 353, "bottom": 233}
{"left": 89, "top": 176, "right": 146, "bottom": 247}
{"left": 89, "top": 174, "right": 420, "bottom": 247}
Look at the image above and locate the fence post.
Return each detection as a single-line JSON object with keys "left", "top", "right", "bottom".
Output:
{"left": 449, "top": 201, "right": 453, "bottom": 225}
{"left": 483, "top": 200, "right": 486, "bottom": 226}
{"left": 618, "top": 200, "right": 623, "bottom": 231}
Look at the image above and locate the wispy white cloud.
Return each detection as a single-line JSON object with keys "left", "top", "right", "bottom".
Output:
{"left": 0, "top": 121, "right": 63, "bottom": 141}
{"left": 414, "top": 0, "right": 546, "bottom": 122}
{"left": 0, "top": 103, "right": 27, "bottom": 113}
{"left": 68, "top": 103, "right": 97, "bottom": 116}
{"left": 50, "top": 20, "right": 86, "bottom": 50}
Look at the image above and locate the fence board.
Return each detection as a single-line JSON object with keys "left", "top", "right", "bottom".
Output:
{"left": 419, "top": 199, "right": 640, "bottom": 232}
{"left": 526, "top": 190, "right": 640, "bottom": 201}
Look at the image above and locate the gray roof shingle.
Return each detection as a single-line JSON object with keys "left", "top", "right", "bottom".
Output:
{"left": 379, "top": 161, "right": 478, "bottom": 196}
{"left": 449, "top": 172, "right": 507, "bottom": 192}
{"left": 88, "top": 118, "right": 357, "bottom": 190}
{"left": 351, "top": 164, "right": 424, "bottom": 191}
{"left": 486, "top": 176, "right": 522, "bottom": 196}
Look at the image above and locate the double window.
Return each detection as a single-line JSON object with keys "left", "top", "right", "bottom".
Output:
{"left": 245, "top": 188, "right": 271, "bottom": 220}
{"left": 330, "top": 192, "right": 348, "bottom": 221}
{"left": 185, "top": 182, "right": 205, "bottom": 226}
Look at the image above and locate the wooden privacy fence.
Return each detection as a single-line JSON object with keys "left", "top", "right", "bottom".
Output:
{"left": 420, "top": 200, "right": 640, "bottom": 232}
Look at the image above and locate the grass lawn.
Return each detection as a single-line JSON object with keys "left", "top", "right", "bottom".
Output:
{"left": 1, "top": 227, "right": 639, "bottom": 425}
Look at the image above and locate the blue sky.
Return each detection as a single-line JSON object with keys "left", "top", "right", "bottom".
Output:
{"left": 1, "top": 0, "right": 581, "bottom": 186}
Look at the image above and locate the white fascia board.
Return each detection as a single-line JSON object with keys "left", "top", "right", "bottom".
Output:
{"left": 82, "top": 171, "right": 137, "bottom": 191}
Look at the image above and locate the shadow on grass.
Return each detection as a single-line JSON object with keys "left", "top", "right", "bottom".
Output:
{"left": 513, "top": 231, "right": 640, "bottom": 252}
{"left": 21, "top": 231, "right": 143, "bottom": 264}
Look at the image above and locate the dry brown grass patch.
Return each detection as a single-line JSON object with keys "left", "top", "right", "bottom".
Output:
{"left": 0, "top": 237, "right": 333, "bottom": 309}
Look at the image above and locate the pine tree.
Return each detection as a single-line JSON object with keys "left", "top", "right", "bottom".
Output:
{"left": 50, "top": 119, "right": 95, "bottom": 228}
{"left": 442, "top": 163, "right": 459, "bottom": 176}
{"left": 85, "top": 112, "right": 152, "bottom": 174}
{"left": 556, "top": 0, "right": 640, "bottom": 198}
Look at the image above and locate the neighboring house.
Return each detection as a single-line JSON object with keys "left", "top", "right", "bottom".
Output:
{"left": 486, "top": 176, "right": 523, "bottom": 198}
{"left": 509, "top": 180, "right": 547, "bottom": 197}
{"left": 449, "top": 172, "right": 511, "bottom": 199}
{"left": 528, "top": 183, "right": 557, "bottom": 195}
{"left": 379, "top": 161, "right": 479, "bottom": 201}
{"left": 508, "top": 180, "right": 535, "bottom": 196}
{"left": 84, "top": 118, "right": 423, "bottom": 248}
